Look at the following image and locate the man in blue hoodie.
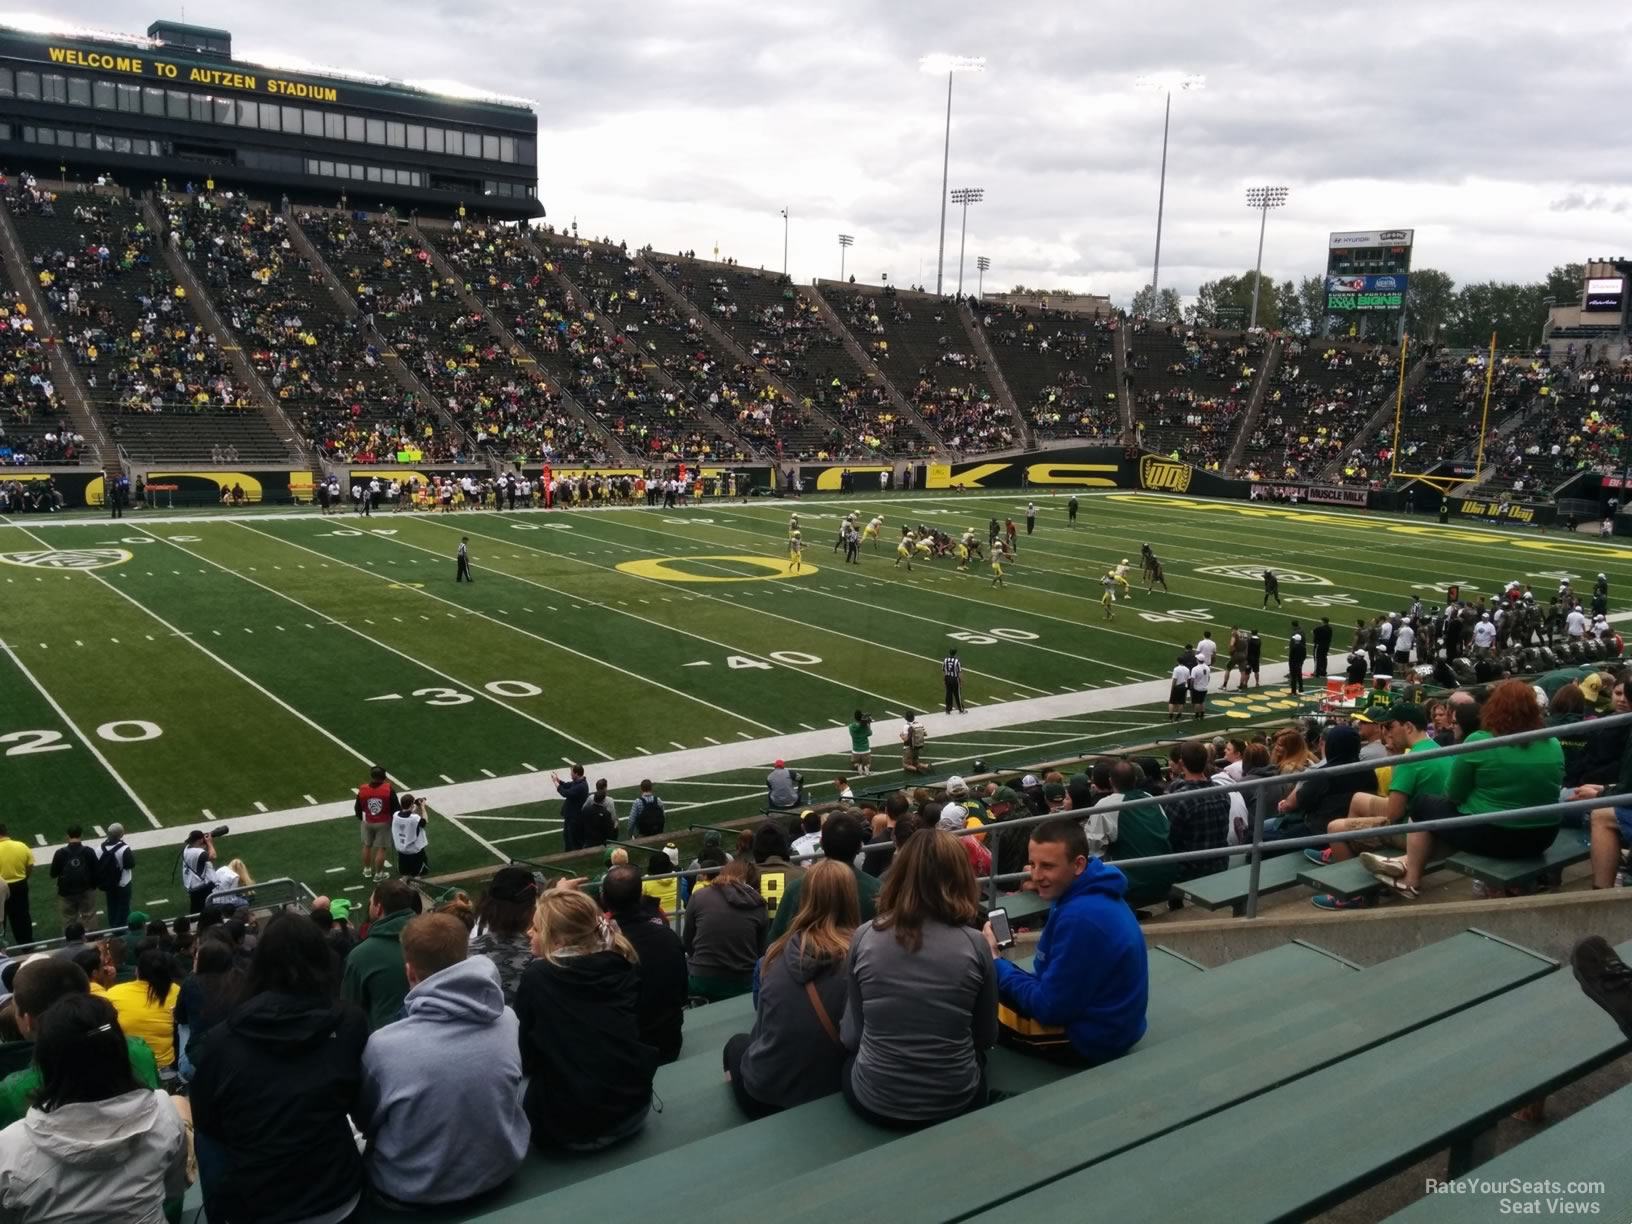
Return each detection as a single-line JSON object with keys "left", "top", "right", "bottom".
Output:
{"left": 357, "top": 913, "right": 529, "bottom": 1207}
{"left": 982, "top": 820, "right": 1148, "bottom": 1064}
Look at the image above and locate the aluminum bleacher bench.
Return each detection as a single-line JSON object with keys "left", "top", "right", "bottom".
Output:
{"left": 711, "top": 931, "right": 1553, "bottom": 1224}
{"left": 992, "top": 937, "right": 1632, "bottom": 1223}
{"left": 1173, "top": 852, "right": 1305, "bottom": 915}
{"left": 456, "top": 940, "right": 1355, "bottom": 1223}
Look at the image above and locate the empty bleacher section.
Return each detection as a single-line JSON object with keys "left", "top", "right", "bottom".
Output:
{"left": 825, "top": 286, "right": 1018, "bottom": 453}
{"left": 0, "top": 258, "right": 84, "bottom": 466}
{"left": 1484, "top": 358, "right": 1632, "bottom": 495}
{"left": 7, "top": 184, "right": 289, "bottom": 463}
{"left": 1242, "top": 341, "right": 1397, "bottom": 483}
{"left": 159, "top": 195, "right": 453, "bottom": 464}
{"left": 973, "top": 301, "right": 1122, "bottom": 441}
{"left": 653, "top": 258, "right": 933, "bottom": 456}
{"left": 1127, "top": 323, "right": 1262, "bottom": 468}
{"left": 541, "top": 234, "right": 811, "bottom": 460}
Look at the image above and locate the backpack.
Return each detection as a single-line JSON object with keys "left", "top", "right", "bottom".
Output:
{"left": 58, "top": 844, "right": 97, "bottom": 894}
{"left": 635, "top": 796, "right": 665, "bottom": 836}
{"left": 908, "top": 723, "right": 927, "bottom": 748}
{"left": 95, "top": 842, "right": 127, "bottom": 891}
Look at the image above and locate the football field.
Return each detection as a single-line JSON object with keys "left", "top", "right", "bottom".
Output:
{"left": 3, "top": 490, "right": 1629, "bottom": 937}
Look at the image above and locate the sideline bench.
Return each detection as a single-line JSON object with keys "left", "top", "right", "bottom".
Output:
{"left": 994, "top": 938, "right": 1630, "bottom": 1223}
{"left": 710, "top": 931, "right": 1553, "bottom": 1224}
{"left": 1173, "top": 851, "right": 1305, "bottom": 914}
{"left": 457, "top": 941, "right": 1352, "bottom": 1223}
{"left": 1385, "top": 1081, "right": 1632, "bottom": 1221}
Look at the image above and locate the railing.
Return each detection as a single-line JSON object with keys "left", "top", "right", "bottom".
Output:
{"left": 2, "top": 877, "right": 315, "bottom": 955}
{"left": 531, "top": 713, "right": 1632, "bottom": 923}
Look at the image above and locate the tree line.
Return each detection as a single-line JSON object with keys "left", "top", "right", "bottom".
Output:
{"left": 1127, "top": 264, "right": 1585, "bottom": 349}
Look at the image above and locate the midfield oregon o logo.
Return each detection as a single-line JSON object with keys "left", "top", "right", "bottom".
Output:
{"left": 616, "top": 555, "right": 817, "bottom": 582}
{"left": 0, "top": 548, "right": 132, "bottom": 571}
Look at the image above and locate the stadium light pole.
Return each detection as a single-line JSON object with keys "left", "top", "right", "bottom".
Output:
{"left": 920, "top": 54, "right": 986, "bottom": 297}
{"left": 780, "top": 208, "right": 789, "bottom": 278}
{"left": 1135, "top": 73, "right": 1204, "bottom": 301}
{"left": 838, "top": 233, "right": 854, "bottom": 282}
{"left": 950, "top": 187, "right": 984, "bottom": 298}
{"left": 1245, "top": 185, "right": 1289, "bottom": 328}
{"left": 976, "top": 255, "right": 991, "bottom": 300}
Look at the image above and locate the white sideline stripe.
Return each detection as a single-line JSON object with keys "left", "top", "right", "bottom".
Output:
{"left": 26, "top": 665, "right": 1288, "bottom": 861}
{"left": 0, "top": 638, "right": 161, "bottom": 828}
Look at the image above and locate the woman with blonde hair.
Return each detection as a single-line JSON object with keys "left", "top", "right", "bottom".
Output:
{"left": 205, "top": 859, "right": 255, "bottom": 914}
{"left": 840, "top": 830, "right": 996, "bottom": 1129}
{"left": 723, "top": 860, "right": 859, "bottom": 1118}
{"left": 514, "top": 887, "right": 657, "bottom": 1150}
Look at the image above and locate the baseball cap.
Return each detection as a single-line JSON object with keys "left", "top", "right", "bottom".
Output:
{"left": 945, "top": 774, "right": 967, "bottom": 795}
{"left": 1020, "top": 774, "right": 1040, "bottom": 789}
{"left": 701, "top": 829, "right": 723, "bottom": 849}
{"left": 938, "top": 803, "right": 969, "bottom": 831}
{"left": 992, "top": 786, "right": 1021, "bottom": 806}
{"left": 773, "top": 759, "right": 785, "bottom": 769}
{"left": 1580, "top": 673, "right": 1606, "bottom": 705}
{"left": 1389, "top": 702, "right": 1429, "bottom": 729}
{"left": 125, "top": 911, "right": 150, "bottom": 929}
{"left": 487, "top": 866, "right": 540, "bottom": 904}
{"left": 1044, "top": 781, "right": 1068, "bottom": 802}
{"left": 328, "top": 898, "right": 352, "bottom": 923}
{"left": 1351, "top": 706, "right": 1394, "bottom": 725}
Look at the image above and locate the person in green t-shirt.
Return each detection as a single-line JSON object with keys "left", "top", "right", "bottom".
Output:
{"left": 1362, "top": 681, "right": 1563, "bottom": 898}
{"left": 0, "top": 958, "right": 162, "bottom": 1130}
{"left": 847, "top": 711, "right": 874, "bottom": 776}
{"left": 1328, "top": 704, "right": 1447, "bottom": 863}
{"left": 1096, "top": 762, "right": 1176, "bottom": 909}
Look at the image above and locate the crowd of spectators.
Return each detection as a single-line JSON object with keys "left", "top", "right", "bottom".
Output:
{"left": 1127, "top": 325, "right": 1263, "bottom": 469}
{"left": 832, "top": 288, "right": 1015, "bottom": 454}
{"left": 157, "top": 193, "right": 465, "bottom": 464}
{"left": 1243, "top": 342, "right": 1396, "bottom": 485}
{"left": 1484, "top": 357, "right": 1632, "bottom": 495}
{"left": 0, "top": 274, "right": 85, "bottom": 465}
{"left": 1384, "top": 353, "right": 1551, "bottom": 478}
{"left": 974, "top": 302, "right": 1121, "bottom": 440}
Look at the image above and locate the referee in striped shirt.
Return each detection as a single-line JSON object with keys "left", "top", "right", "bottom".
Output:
{"left": 943, "top": 649, "right": 965, "bottom": 714}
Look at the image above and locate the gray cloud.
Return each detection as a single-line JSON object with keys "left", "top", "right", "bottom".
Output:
{"left": 55, "top": 0, "right": 1632, "bottom": 303}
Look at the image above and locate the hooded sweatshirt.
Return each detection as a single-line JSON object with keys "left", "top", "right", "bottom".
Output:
{"left": 993, "top": 859, "right": 1148, "bottom": 1063}
{"left": 341, "top": 908, "right": 414, "bottom": 1030}
{"left": 738, "top": 933, "right": 850, "bottom": 1110}
{"left": 0, "top": 1088, "right": 188, "bottom": 1223}
{"left": 608, "top": 898, "right": 689, "bottom": 1063}
{"left": 514, "top": 952, "right": 657, "bottom": 1147}
{"left": 682, "top": 880, "right": 769, "bottom": 979}
{"left": 189, "top": 991, "right": 370, "bottom": 1224}
{"left": 358, "top": 957, "right": 528, "bottom": 1205}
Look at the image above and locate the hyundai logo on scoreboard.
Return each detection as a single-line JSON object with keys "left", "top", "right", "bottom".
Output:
{"left": 1326, "top": 273, "right": 1409, "bottom": 312}
{"left": 1328, "top": 229, "right": 1415, "bottom": 248}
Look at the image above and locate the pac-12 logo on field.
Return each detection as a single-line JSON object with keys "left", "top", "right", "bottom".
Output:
{"left": 1138, "top": 456, "right": 1192, "bottom": 493}
{"left": 0, "top": 548, "right": 132, "bottom": 571}
{"left": 1196, "top": 564, "right": 1331, "bottom": 586}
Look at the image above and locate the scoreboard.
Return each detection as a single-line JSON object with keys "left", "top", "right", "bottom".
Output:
{"left": 1325, "top": 228, "right": 1414, "bottom": 337}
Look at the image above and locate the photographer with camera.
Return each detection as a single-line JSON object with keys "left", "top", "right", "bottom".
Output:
{"left": 392, "top": 795, "right": 430, "bottom": 879}
{"left": 180, "top": 827, "right": 229, "bottom": 915}
{"left": 848, "top": 711, "right": 874, "bottom": 776}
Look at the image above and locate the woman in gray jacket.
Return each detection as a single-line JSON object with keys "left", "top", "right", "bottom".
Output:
{"left": 0, "top": 993, "right": 189, "bottom": 1223}
{"left": 840, "top": 829, "right": 997, "bottom": 1129}
{"left": 682, "top": 859, "right": 769, "bottom": 1000}
{"left": 724, "top": 860, "right": 859, "bottom": 1118}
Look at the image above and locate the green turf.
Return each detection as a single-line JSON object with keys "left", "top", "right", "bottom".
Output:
{"left": 3, "top": 489, "right": 1625, "bottom": 938}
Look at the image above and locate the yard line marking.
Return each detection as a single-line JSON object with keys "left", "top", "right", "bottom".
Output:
{"left": 304, "top": 794, "right": 319, "bottom": 805}
{"left": 253, "top": 801, "right": 268, "bottom": 812}
{"left": 325, "top": 867, "right": 346, "bottom": 874}
{"left": 440, "top": 773, "right": 457, "bottom": 784}
{"left": 211, "top": 629, "right": 222, "bottom": 636}
{"left": 522, "top": 762, "right": 538, "bottom": 772}
{"left": 636, "top": 746, "right": 651, "bottom": 754}
{"left": 0, "top": 637, "right": 161, "bottom": 828}
{"left": 704, "top": 736, "right": 720, "bottom": 744}
{"left": 343, "top": 884, "right": 364, "bottom": 892}
{"left": 480, "top": 768, "right": 497, "bottom": 778}
{"left": 461, "top": 815, "right": 565, "bottom": 825}
{"left": 827, "top": 719, "right": 845, "bottom": 727}
{"left": 669, "top": 741, "right": 687, "bottom": 750}
{"left": 268, "top": 525, "right": 781, "bottom": 739}
{"left": 93, "top": 824, "right": 105, "bottom": 837}
{"left": 798, "top": 722, "right": 816, "bottom": 731}
{"left": 736, "top": 731, "right": 754, "bottom": 740}
{"left": 74, "top": 639, "right": 83, "bottom": 646}
{"left": 34, "top": 834, "right": 45, "bottom": 845}
{"left": 202, "top": 809, "right": 214, "bottom": 820}
{"left": 146, "top": 898, "right": 169, "bottom": 905}
{"left": 141, "top": 527, "right": 605, "bottom": 764}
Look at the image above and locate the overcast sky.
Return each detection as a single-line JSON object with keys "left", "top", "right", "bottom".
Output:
{"left": 47, "top": 0, "right": 1632, "bottom": 304}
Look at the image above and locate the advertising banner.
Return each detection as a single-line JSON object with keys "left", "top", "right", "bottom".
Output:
{"left": 1328, "top": 229, "right": 1415, "bottom": 248}
{"left": 1326, "top": 273, "right": 1408, "bottom": 312}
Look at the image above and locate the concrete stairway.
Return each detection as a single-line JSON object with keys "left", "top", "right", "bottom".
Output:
{"left": 1223, "top": 337, "right": 1281, "bottom": 476}
{"left": 803, "top": 283, "right": 947, "bottom": 450}
{"left": 957, "top": 299, "right": 1032, "bottom": 450}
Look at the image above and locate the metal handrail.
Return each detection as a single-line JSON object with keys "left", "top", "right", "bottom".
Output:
{"left": 543, "top": 713, "right": 1632, "bottom": 921}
